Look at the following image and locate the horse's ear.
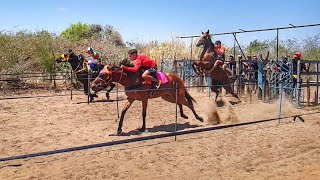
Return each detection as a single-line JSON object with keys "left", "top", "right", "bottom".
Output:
{"left": 206, "top": 29, "right": 209, "bottom": 34}
{"left": 201, "top": 31, "right": 204, "bottom": 34}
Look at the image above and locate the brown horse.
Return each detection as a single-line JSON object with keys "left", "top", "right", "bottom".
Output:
{"left": 56, "top": 50, "right": 115, "bottom": 101}
{"left": 192, "top": 30, "right": 242, "bottom": 102}
{"left": 91, "top": 66, "right": 204, "bottom": 135}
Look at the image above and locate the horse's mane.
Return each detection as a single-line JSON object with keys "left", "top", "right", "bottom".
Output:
{"left": 119, "top": 58, "right": 134, "bottom": 67}
{"left": 110, "top": 59, "right": 143, "bottom": 84}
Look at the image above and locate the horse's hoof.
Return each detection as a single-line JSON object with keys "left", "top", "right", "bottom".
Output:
{"left": 137, "top": 128, "right": 148, "bottom": 133}
{"left": 197, "top": 117, "right": 204, "bottom": 122}
{"left": 106, "top": 93, "right": 110, "bottom": 100}
{"left": 181, "top": 114, "right": 189, "bottom": 119}
{"left": 89, "top": 96, "right": 94, "bottom": 102}
{"left": 117, "top": 129, "right": 122, "bottom": 136}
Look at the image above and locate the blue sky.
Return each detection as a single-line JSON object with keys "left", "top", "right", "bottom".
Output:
{"left": 0, "top": 0, "right": 319, "bottom": 46}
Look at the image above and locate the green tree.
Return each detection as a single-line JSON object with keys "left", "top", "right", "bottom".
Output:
{"left": 60, "top": 22, "right": 91, "bottom": 42}
{"left": 246, "top": 39, "right": 269, "bottom": 56}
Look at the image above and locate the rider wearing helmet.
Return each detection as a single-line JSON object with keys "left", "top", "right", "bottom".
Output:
{"left": 85, "top": 47, "right": 101, "bottom": 73}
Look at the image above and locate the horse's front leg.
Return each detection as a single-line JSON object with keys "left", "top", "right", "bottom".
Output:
{"left": 138, "top": 99, "right": 148, "bottom": 133}
{"left": 106, "top": 83, "right": 116, "bottom": 100}
{"left": 118, "top": 99, "right": 135, "bottom": 135}
{"left": 191, "top": 62, "right": 202, "bottom": 75}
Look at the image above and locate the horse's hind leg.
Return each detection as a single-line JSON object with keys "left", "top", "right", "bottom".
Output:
{"left": 210, "top": 86, "right": 220, "bottom": 102}
{"left": 179, "top": 104, "right": 188, "bottom": 119}
{"left": 224, "top": 84, "right": 243, "bottom": 102}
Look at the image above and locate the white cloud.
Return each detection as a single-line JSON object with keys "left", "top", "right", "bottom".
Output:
{"left": 58, "top": 7, "right": 68, "bottom": 12}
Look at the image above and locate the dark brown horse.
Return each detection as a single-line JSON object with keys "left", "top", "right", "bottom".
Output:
{"left": 56, "top": 51, "right": 115, "bottom": 101}
{"left": 91, "top": 65, "right": 204, "bottom": 135}
{"left": 192, "top": 30, "right": 242, "bottom": 102}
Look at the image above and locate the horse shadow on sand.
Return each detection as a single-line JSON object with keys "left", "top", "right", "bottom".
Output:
{"left": 116, "top": 122, "right": 200, "bottom": 136}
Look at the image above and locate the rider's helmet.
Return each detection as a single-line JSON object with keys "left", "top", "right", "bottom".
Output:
{"left": 86, "top": 47, "right": 93, "bottom": 53}
{"left": 293, "top": 51, "right": 301, "bottom": 59}
{"left": 215, "top": 40, "right": 221, "bottom": 45}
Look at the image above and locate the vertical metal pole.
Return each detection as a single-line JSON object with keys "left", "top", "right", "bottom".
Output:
{"left": 316, "top": 62, "right": 319, "bottom": 106}
{"left": 53, "top": 64, "right": 57, "bottom": 91}
{"left": 70, "top": 70, "right": 73, "bottom": 100}
{"left": 87, "top": 73, "right": 91, "bottom": 105}
{"left": 239, "top": 58, "right": 242, "bottom": 98}
{"left": 296, "top": 60, "right": 301, "bottom": 106}
{"left": 233, "top": 33, "right": 236, "bottom": 60}
{"left": 233, "top": 33, "right": 236, "bottom": 93}
{"left": 190, "top": 37, "right": 193, "bottom": 60}
{"left": 175, "top": 83, "right": 178, "bottom": 141}
{"left": 276, "top": 29, "right": 279, "bottom": 61}
{"left": 278, "top": 83, "right": 283, "bottom": 124}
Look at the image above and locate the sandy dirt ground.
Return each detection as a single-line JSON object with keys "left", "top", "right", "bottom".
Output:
{"left": 0, "top": 89, "right": 320, "bottom": 180}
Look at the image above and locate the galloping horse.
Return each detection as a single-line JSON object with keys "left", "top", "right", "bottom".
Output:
{"left": 191, "top": 30, "right": 242, "bottom": 102}
{"left": 91, "top": 64, "right": 204, "bottom": 135}
{"left": 56, "top": 51, "right": 115, "bottom": 101}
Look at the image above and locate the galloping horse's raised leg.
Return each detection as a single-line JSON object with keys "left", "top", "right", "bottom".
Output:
{"left": 118, "top": 99, "right": 135, "bottom": 135}
{"left": 160, "top": 95, "right": 188, "bottom": 119}
{"left": 214, "top": 90, "right": 220, "bottom": 102}
{"left": 138, "top": 99, "right": 148, "bottom": 133}
{"left": 106, "top": 83, "right": 116, "bottom": 100}
{"left": 179, "top": 104, "right": 189, "bottom": 119}
{"left": 192, "top": 62, "right": 202, "bottom": 76}
{"left": 210, "top": 80, "right": 221, "bottom": 102}
{"left": 223, "top": 84, "right": 243, "bottom": 102}
{"left": 181, "top": 91, "right": 204, "bottom": 122}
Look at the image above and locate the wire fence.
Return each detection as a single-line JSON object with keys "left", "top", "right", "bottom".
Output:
{"left": 1, "top": 69, "right": 319, "bottom": 163}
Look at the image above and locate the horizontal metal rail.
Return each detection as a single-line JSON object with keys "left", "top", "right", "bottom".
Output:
{"left": 177, "top": 23, "right": 320, "bottom": 38}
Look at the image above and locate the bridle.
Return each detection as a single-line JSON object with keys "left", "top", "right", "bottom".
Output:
{"left": 93, "top": 68, "right": 124, "bottom": 88}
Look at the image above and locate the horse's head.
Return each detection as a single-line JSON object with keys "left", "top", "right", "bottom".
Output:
{"left": 196, "top": 30, "right": 212, "bottom": 47}
{"left": 55, "top": 49, "right": 73, "bottom": 63}
{"left": 55, "top": 50, "right": 84, "bottom": 71}
{"left": 56, "top": 53, "right": 69, "bottom": 63}
{"left": 91, "top": 65, "right": 123, "bottom": 92}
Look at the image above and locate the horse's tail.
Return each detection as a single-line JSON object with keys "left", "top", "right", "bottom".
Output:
{"left": 168, "top": 73, "right": 196, "bottom": 104}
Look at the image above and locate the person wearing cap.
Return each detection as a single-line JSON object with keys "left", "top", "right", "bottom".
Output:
{"left": 213, "top": 40, "right": 227, "bottom": 61}
{"left": 120, "top": 49, "right": 160, "bottom": 97}
{"left": 85, "top": 47, "right": 101, "bottom": 73}
{"left": 291, "top": 51, "right": 306, "bottom": 88}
